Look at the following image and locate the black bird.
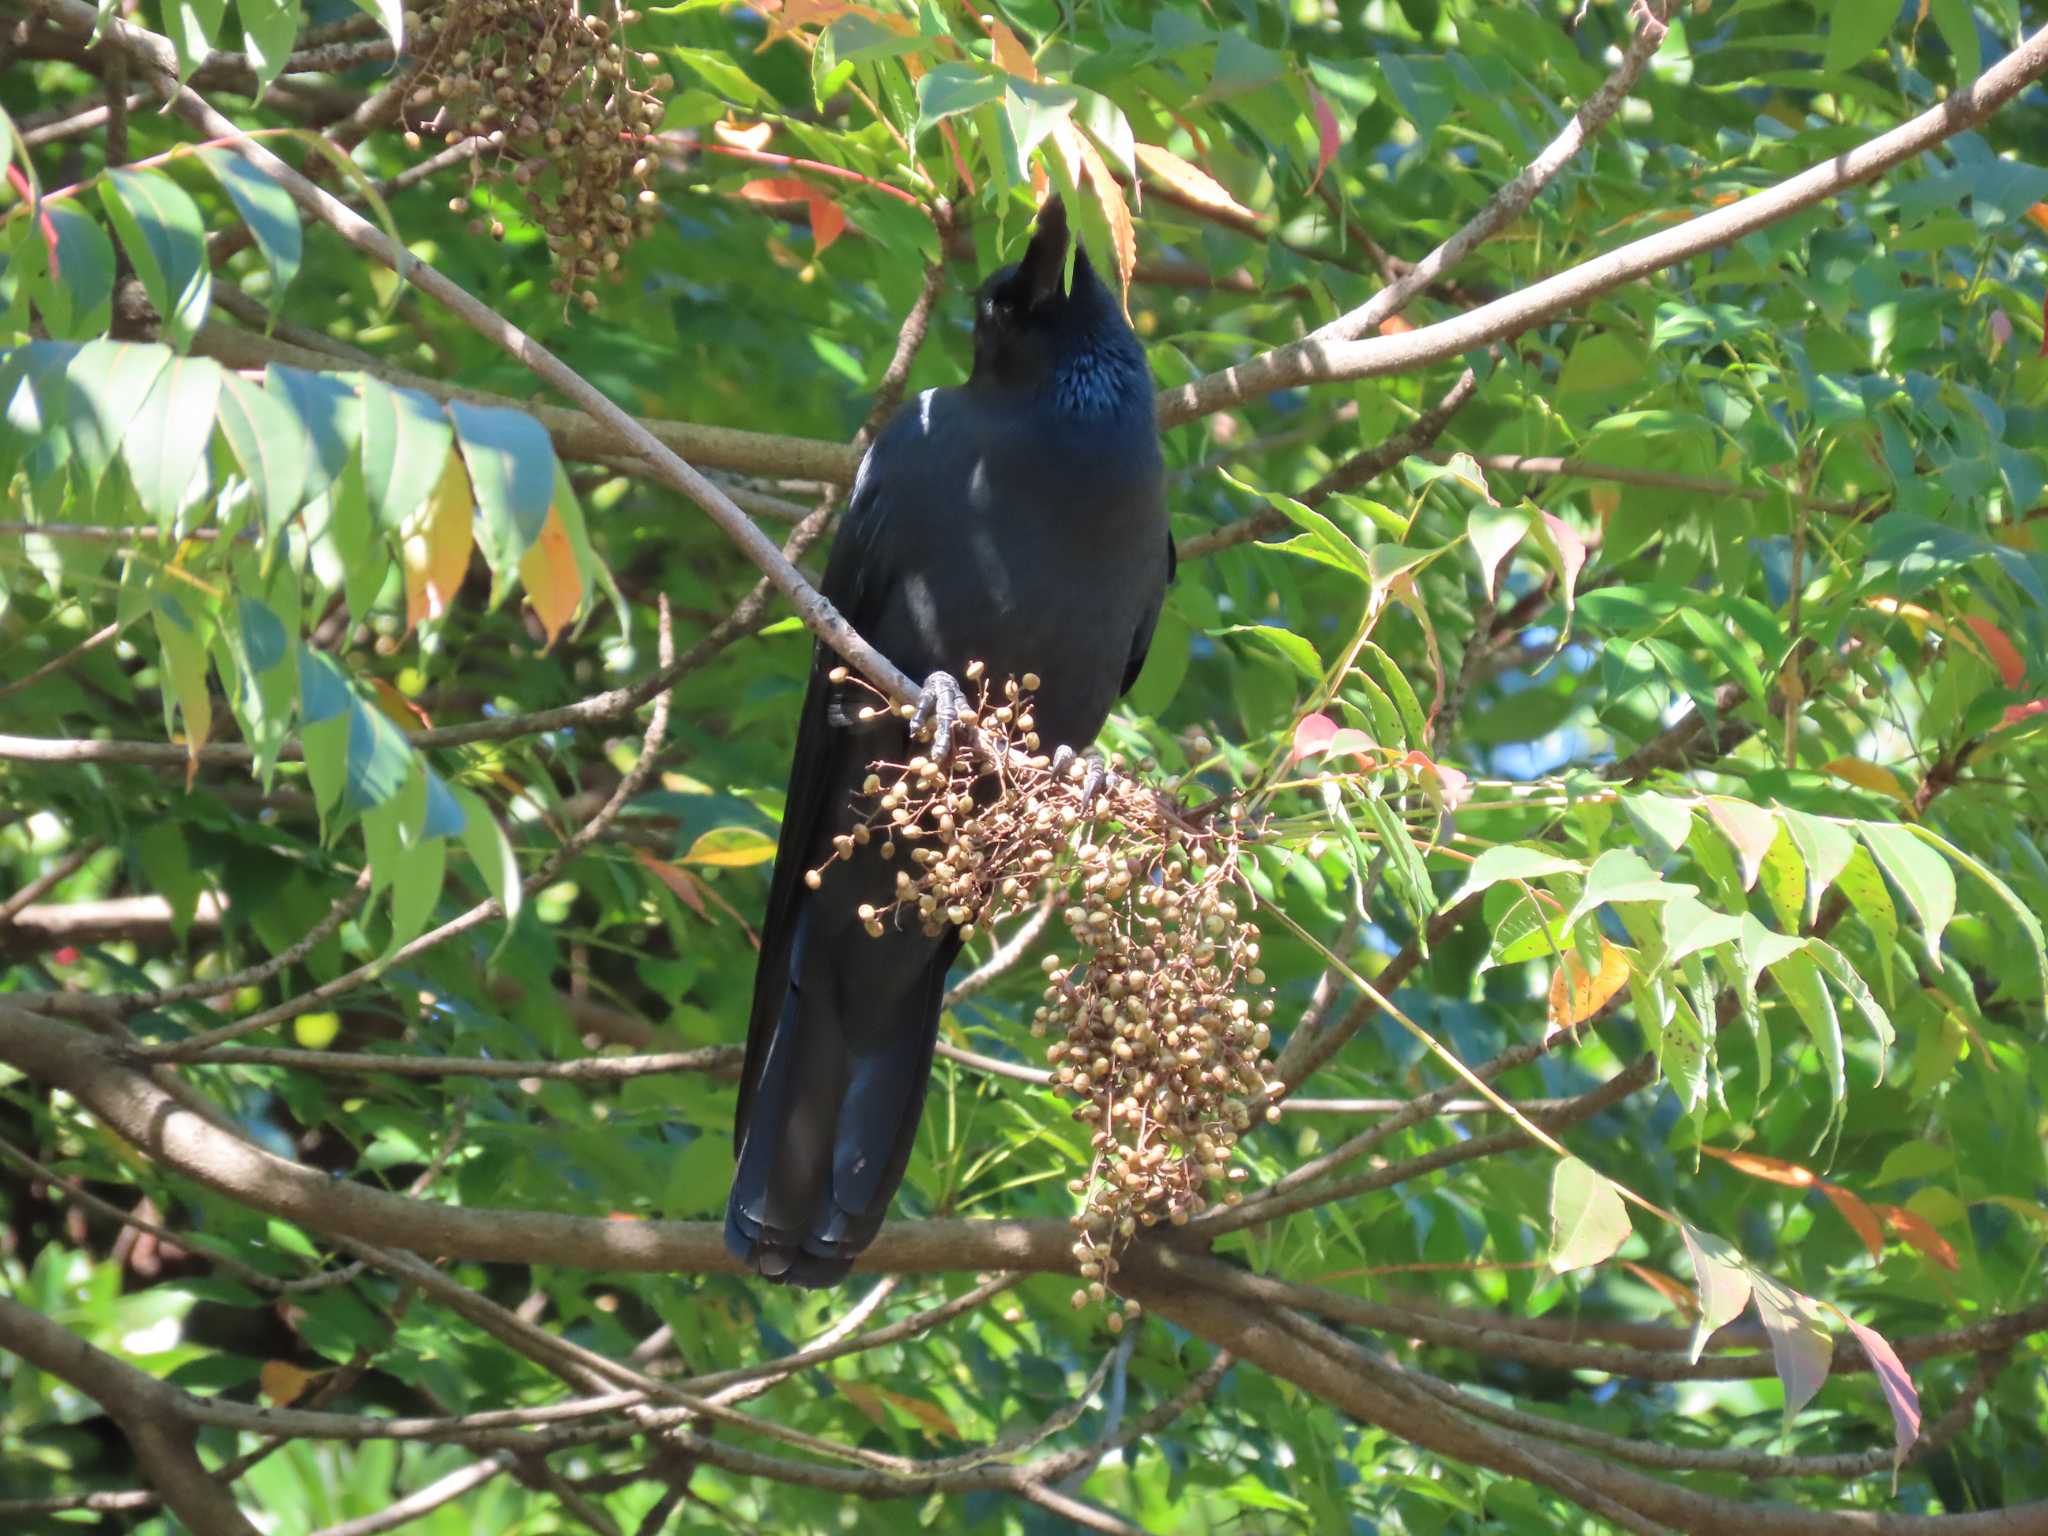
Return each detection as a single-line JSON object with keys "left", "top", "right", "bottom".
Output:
{"left": 724, "top": 196, "right": 1176, "bottom": 1286}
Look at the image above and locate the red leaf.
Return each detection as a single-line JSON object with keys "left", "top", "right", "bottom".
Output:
{"left": 1293, "top": 712, "right": 1338, "bottom": 760}
{"left": 1818, "top": 1183, "right": 1887, "bottom": 1262}
{"left": 1959, "top": 615, "right": 2025, "bottom": 688}
{"left": 734, "top": 178, "right": 848, "bottom": 253}
{"left": 2000, "top": 698, "right": 2048, "bottom": 729}
{"left": 1702, "top": 1145, "right": 1819, "bottom": 1187}
{"left": 1872, "top": 1203, "right": 1960, "bottom": 1271}
{"left": 633, "top": 848, "right": 713, "bottom": 922}
{"left": 1845, "top": 1317, "right": 1922, "bottom": 1470}
{"left": 52, "top": 946, "right": 80, "bottom": 967}
{"left": 1307, "top": 86, "right": 1341, "bottom": 194}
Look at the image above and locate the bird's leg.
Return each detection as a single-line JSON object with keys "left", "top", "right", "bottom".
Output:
{"left": 1050, "top": 745, "right": 1116, "bottom": 817}
{"left": 908, "top": 670, "right": 967, "bottom": 763}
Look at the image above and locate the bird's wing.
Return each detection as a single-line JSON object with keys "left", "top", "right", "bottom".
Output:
{"left": 1118, "top": 530, "right": 1177, "bottom": 697}
{"left": 732, "top": 421, "right": 904, "bottom": 1140}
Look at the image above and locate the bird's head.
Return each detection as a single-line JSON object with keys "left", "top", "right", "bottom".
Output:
{"left": 969, "top": 196, "right": 1149, "bottom": 418}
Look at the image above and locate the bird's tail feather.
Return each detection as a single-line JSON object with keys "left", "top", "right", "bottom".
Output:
{"left": 724, "top": 907, "right": 954, "bottom": 1286}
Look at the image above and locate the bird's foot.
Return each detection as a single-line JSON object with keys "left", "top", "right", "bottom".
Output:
{"left": 1050, "top": 745, "right": 1116, "bottom": 817}
{"left": 908, "top": 670, "right": 967, "bottom": 763}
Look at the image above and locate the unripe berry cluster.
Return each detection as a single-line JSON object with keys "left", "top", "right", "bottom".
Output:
{"left": 402, "top": 0, "right": 667, "bottom": 309}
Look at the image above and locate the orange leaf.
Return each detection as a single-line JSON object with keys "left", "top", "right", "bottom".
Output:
{"left": 366, "top": 677, "right": 433, "bottom": 731}
{"left": 1822, "top": 757, "right": 1911, "bottom": 804}
{"left": 1378, "top": 314, "right": 1414, "bottom": 335}
{"left": 1306, "top": 85, "right": 1340, "bottom": 194}
{"left": 2027, "top": 202, "right": 2048, "bottom": 236}
{"left": 633, "top": 847, "right": 712, "bottom": 922}
{"left": 715, "top": 118, "right": 775, "bottom": 151}
{"left": 1621, "top": 1260, "right": 1698, "bottom": 1316}
{"left": 403, "top": 451, "right": 474, "bottom": 630}
{"left": 1547, "top": 938, "right": 1629, "bottom": 1036}
{"left": 1872, "top": 1203, "right": 1961, "bottom": 1271}
{"left": 519, "top": 505, "right": 583, "bottom": 650}
{"left": 1701, "top": 1145, "right": 1819, "bottom": 1187}
{"left": 1819, "top": 1184, "right": 1887, "bottom": 1261}
{"left": 837, "top": 1379, "right": 890, "bottom": 1428}
{"left": 987, "top": 17, "right": 1038, "bottom": 81}
{"left": 260, "top": 1360, "right": 316, "bottom": 1407}
{"left": 1133, "top": 142, "right": 1256, "bottom": 223}
{"left": 734, "top": 177, "right": 848, "bottom": 253}
{"left": 1959, "top": 615, "right": 2025, "bottom": 688}
{"left": 1070, "top": 128, "right": 1135, "bottom": 311}
{"left": 880, "top": 1387, "right": 958, "bottom": 1440}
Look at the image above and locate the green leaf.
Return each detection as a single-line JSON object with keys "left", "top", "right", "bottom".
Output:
{"left": 122, "top": 353, "right": 222, "bottom": 528}
{"left": 1756, "top": 824, "right": 1807, "bottom": 935}
{"left": 217, "top": 371, "right": 308, "bottom": 533}
{"left": 1549, "top": 1157, "right": 1629, "bottom": 1271}
{"left": 169, "top": 0, "right": 228, "bottom": 81}
{"left": 100, "top": 169, "right": 211, "bottom": 347}
{"left": 1004, "top": 78, "right": 1079, "bottom": 164}
{"left": 1825, "top": 0, "right": 1896, "bottom": 74}
{"left": 1834, "top": 843, "right": 1899, "bottom": 999}
{"left": 1557, "top": 332, "right": 1642, "bottom": 401}
{"left": 266, "top": 365, "right": 361, "bottom": 501}
{"left": 235, "top": 0, "right": 302, "bottom": 96}
{"left": 1567, "top": 849, "right": 1694, "bottom": 927}
{"left": 385, "top": 821, "right": 446, "bottom": 957}
{"left": 63, "top": 338, "right": 170, "bottom": 489}
{"left": 1218, "top": 623, "right": 1320, "bottom": 680}
{"left": 450, "top": 399, "right": 557, "bottom": 578}
{"left": 1488, "top": 896, "right": 1572, "bottom": 967}
{"left": 670, "top": 45, "right": 769, "bottom": 105}
{"left": 1859, "top": 823, "right": 1956, "bottom": 969}
{"left": 20, "top": 202, "right": 115, "bottom": 339}
{"left": 1782, "top": 811, "right": 1855, "bottom": 927}
{"left": 198, "top": 150, "right": 302, "bottom": 300}
{"left": 1467, "top": 504, "right": 1528, "bottom": 598}
{"left": 1905, "top": 825, "right": 2048, "bottom": 1003}
{"left": 1359, "top": 643, "right": 1425, "bottom": 747}
{"left": 299, "top": 647, "right": 355, "bottom": 823}
{"left": 1449, "top": 845, "right": 1581, "bottom": 905}
{"left": 916, "top": 62, "right": 1004, "bottom": 129}
{"left": 1662, "top": 896, "right": 1744, "bottom": 965}
{"left": 1770, "top": 946, "right": 1846, "bottom": 1135}
{"left": 1928, "top": 0, "right": 1980, "bottom": 80}
{"left": 151, "top": 584, "right": 216, "bottom": 745}
{"left": 453, "top": 785, "right": 522, "bottom": 932}
{"left": 347, "top": 0, "right": 403, "bottom": 48}
{"left": 1623, "top": 793, "right": 1695, "bottom": 861}
{"left": 1807, "top": 938, "right": 1896, "bottom": 1060}
{"left": 1680, "top": 1224, "right": 1752, "bottom": 1364}
{"left": 359, "top": 379, "right": 453, "bottom": 532}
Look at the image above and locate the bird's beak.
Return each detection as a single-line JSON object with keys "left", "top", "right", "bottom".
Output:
{"left": 1017, "top": 194, "right": 1070, "bottom": 308}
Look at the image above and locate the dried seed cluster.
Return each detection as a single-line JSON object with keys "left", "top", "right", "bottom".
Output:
{"left": 402, "top": 0, "right": 668, "bottom": 307}
{"left": 813, "top": 667, "right": 1279, "bottom": 1323}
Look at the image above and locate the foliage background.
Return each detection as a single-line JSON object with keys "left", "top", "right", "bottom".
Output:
{"left": 2, "top": 0, "right": 2047, "bottom": 1531}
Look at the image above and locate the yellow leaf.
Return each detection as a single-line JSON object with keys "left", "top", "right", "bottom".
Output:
{"left": 1546, "top": 938, "right": 1629, "bottom": 1035}
{"left": 1133, "top": 143, "right": 1256, "bottom": 224}
{"left": 1822, "top": 757, "right": 1911, "bottom": 804}
{"left": 987, "top": 17, "right": 1038, "bottom": 81}
{"left": 519, "top": 505, "right": 583, "bottom": 651}
{"left": 404, "top": 451, "right": 474, "bottom": 631}
{"left": 681, "top": 825, "right": 778, "bottom": 868}
{"left": 1070, "top": 128, "right": 1135, "bottom": 313}
{"left": 261, "top": 1360, "right": 316, "bottom": 1406}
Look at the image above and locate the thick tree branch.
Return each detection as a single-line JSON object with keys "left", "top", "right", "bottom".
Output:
{"left": 1156, "top": 23, "right": 2048, "bottom": 425}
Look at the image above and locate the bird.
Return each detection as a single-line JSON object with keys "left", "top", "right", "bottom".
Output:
{"left": 724, "top": 194, "right": 1176, "bottom": 1287}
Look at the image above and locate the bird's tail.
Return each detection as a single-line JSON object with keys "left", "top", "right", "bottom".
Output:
{"left": 724, "top": 909, "right": 955, "bottom": 1286}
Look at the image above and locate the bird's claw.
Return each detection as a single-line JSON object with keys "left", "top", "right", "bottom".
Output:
{"left": 909, "top": 670, "right": 967, "bottom": 763}
{"left": 1050, "top": 745, "right": 1115, "bottom": 816}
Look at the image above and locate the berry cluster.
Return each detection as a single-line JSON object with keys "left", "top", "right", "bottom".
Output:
{"left": 402, "top": 0, "right": 668, "bottom": 308}
{"left": 812, "top": 668, "right": 1279, "bottom": 1323}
